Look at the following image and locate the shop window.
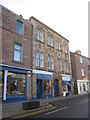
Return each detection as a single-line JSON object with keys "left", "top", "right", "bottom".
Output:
{"left": 16, "top": 20, "right": 23, "bottom": 35}
{"left": 14, "top": 43, "right": 22, "bottom": 62}
{"left": 83, "top": 83, "right": 86, "bottom": 91}
{"left": 44, "top": 80, "right": 51, "bottom": 94}
{"left": 0, "top": 71, "right": 3, "bottom": 97}
{"left": 7, "top": 72, "right": 26, "bottom": 96}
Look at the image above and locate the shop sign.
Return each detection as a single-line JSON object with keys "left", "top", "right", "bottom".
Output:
{"left": 62, "top": 76, "right": 71, "bottom": 81}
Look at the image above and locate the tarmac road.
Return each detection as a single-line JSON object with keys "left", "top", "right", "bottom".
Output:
{"left": 26, "top": 94, "right": 89, "bottom": 118}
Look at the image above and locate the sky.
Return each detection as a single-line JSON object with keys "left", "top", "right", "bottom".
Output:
{"left": 0, "top": 0, "right": 89, "bottom": 57}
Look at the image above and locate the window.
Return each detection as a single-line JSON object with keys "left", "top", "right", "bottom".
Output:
{"left": 80, "top": 57, "right": 83, "bottom": 63}
{"left": 44, "top": 80, "right": 51, "bottom": 94}
{"left": 40, "top": 31, "right": 43, "bottom": 42}
{"left": 0, "top": 71, "right": 3, "bottom": 97}
{"left": 56, "top": 40, "right": 57, "bottom": 49}
{"left": 36, "top": 29, "right": 39, "bottom": 40}
{"left": 51, "top": 56, "right": 54, "bottom": 69}
{"left": 81, "top": 68, "right": 84, "bottom": 76}
{"left": 57, "top": 59, "right": 59, "bottom": 71}
{"left": 7, "top": 72, "right": 26, "bottom": 96}
{"left": 48, "top": 54, "right": 50, "bottom": 69}
{"left": 64, "top": 61, "right": 67, "bottom": 73}
{"left": 40, "top": 52, "right": 43, "bottom": 67}
{"left": 14, "top": 43, "right": 22, "bottom": 62}
{"left": 16, "top": 20, "right": 23, "bottom": 35}
{"left": 36, "top": 51, "right": 39, "bottom": 66}
{"left": 47, "top": 34, "right": 49, "bottom": 45}
{"left": 50, "top": 36, "right": 53, "bottom": 46}
{"left": 59, "top": 41, "right": 60, "bottom": 50}
{"left": 60, "top": 59, "right": 62, "bottom": 72}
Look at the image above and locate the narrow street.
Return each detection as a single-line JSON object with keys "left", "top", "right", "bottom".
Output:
{"left": 24, "top": 94, "right": 88, "bottom": 118}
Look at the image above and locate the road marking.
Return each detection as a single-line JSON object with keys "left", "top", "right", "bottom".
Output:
{"left": 13, "top": 106, "right": 56, "bottom": 118}
{"left": 45, "top": 107, "right": 68, "bottom": 115}
{"left": 79, "top": 100, "right": 88, "bottom": 104}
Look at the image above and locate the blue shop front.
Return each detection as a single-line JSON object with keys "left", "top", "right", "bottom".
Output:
{"left": 0, "top": 65, "right": 31, "bottom": 103}
{"left": 33, "top": 70, "right": 53, "bottom": 99}
{"left": 61, "top": 74, "right": 71, "bottom": 97}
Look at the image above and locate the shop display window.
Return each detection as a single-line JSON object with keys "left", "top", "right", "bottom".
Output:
{"left": 0, "top": 71, "right": 3, "bottom": 97}
{"left": 44, "top": 80, "right": 51, "bottom": 94}
{"left": 63, "top": 84, "right": 68, "bottom": 92}
{"left": 7, "top": 72, "right": 26, "bottom": 96}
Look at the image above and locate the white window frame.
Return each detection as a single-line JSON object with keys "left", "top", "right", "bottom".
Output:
{"left": 14, "top": 43, "right": 22, "bottom": 62}
{"left": 81, "top": 68, "right": 84, "bottom": 76}
{"left": 40, "top": 52, "right": 43, "bottom": 67}
{"left": 48, "top": 54, "right": 50, "bottom": 69}
{"left": 80, "top": 57, "right": 83, "bottom": 64}
{"left": 36, "top": 51, "right": 39, "bottom": 66}
{"left": 51, "top": 56, "right": 54, "bottom": 69}
{"left": 36, "top": 29, "right": 39, "bottom": 40}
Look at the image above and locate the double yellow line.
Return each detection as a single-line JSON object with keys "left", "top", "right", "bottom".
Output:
{"left": 13, "top": 106, "right": 56, "bottom": 118}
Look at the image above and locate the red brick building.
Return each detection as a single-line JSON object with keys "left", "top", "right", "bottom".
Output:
{"left": 0, "top": 5, "right": 33, "bottom": 103}
{"left": 70, "top": 50, "right": 89, "bottom": 94}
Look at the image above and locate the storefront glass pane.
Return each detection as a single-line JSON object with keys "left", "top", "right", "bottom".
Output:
{"left": 0, "top": 71, "right": 3, "bottom": 98}
{"left": 44, "top": 80, "right": 51, "bottom": 94}
{"left": 7, "top": 72, "right": 26, "bottom": 96}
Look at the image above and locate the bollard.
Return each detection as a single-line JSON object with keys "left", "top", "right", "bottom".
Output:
{"left": 46, "top": 93, "right": 48, "bottom": 104}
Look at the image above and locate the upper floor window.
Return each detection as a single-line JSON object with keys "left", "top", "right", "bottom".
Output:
{"left": 80, "top": 57, "right": 83, "bottom": 64}
{"left": 50, "top": 36, "right": 53, "bottom": 46}
{"left": 48, "top": 54, "right": 50, "bottom": 69}
{"left": 47, "top": 35, "right": 49, "bottom": 45}
{"left": 36, "top": 29, "right": 43, "bottom": 42}
{"left": 40, "top": 31, "right": 43, "bottom": 42}
{"left": 47, "top": 35, "right": 53, "bottom": 47}
{"left": 51, "top": 56, "right": 54, "bottom": 69}
{"left": 36, "top": 29, "right": 39, "bottom": 40}
{"left": 57, "top": 58, "right": 59, "bottom": 71}
{"left": 16, "top": 20, "right": 23, "bottom": 35}
{"left": 36, "top": 51, "right": 39, "bottom": 66}
{"left": 14, "top": 43, "right": 22, "bottom": 62}
{"left": 40, "top": 52, "right": 43, "bottom": 67}
{"left": 81, "top": 68, "right": 84, "bottom": 76}
{"left": 60, "top": 59, "right": 62, "bottom": 72}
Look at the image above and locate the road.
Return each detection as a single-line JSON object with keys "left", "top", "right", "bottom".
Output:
{"left": 25, "top": 94, "right": 89, "bottom": 118}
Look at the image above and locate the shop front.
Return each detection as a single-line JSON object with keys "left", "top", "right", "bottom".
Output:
{"left": 36, "top": 74, "right": 52, "bottom": 99}
{"left": 77, "top": 80, "right": 89, "bottom": 94}
{"left": 32, "top": 70, "right": 53, "bottom": 99}
{"left": 61, "top": 74, "right": 71, "bottom": 97}
{"left": 1, "top": 65, "right": 30, "bottom": 103}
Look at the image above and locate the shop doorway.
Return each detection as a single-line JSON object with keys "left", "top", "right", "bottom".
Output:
{"left": 54, "top": 79, "right": 59, "bottom": 97}
{"left": 37, "top": 80, "right": 42, "bottom": 98}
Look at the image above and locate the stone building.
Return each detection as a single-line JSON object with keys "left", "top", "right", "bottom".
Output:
{"left": 70, "top": 50, "right": 89, "bottom": 94}
{"left": 0, "top": 5, "right": 33, "bottom": 103}
{"left": 29, "top": 17, "right": 73, "bottom": 99}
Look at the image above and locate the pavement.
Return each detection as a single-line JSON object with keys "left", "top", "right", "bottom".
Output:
{"left": 1, "top": 94, "right": 87, "bottom": 119}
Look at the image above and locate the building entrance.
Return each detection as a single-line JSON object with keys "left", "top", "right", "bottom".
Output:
{"left": 37, "top": 80, "right": 42, "bottom": 98}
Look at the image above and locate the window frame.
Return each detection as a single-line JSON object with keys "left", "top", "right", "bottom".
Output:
{"left": 40, "top": 52, "right": 43, "bottom": 67}
{"left": 81, "top": 68, "right": 84, "bottom": 76}
{"left": 14, "top": 43, "right": 22, "bottom": 62}
{"left": 36, "top": 50, "right": 39, "bottom": 67}
{"left": 16, "top": 20, "right": 23, "bottom": 35}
